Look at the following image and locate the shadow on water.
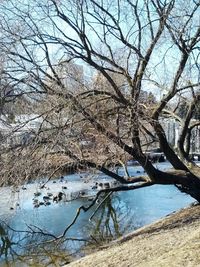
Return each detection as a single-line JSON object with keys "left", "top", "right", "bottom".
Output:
{"left": 0, "top": 224, "right": 15, "bottom": 264}
{"left": 0, "top": 222, "right": 72, "bottom": 266}
{"left": 85, "top": 194, "right": 133, "bottom": 246}
{"left": 0, "top": 182, "right": 194, "bottom": 266}
{"left": 0, "top": 193, "right": 133, "bottom": 266}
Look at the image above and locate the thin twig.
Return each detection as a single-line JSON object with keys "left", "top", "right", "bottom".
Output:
{"left": 89, "top": 192, "right": 113, "bottom": 221}
{"left": 57, "top": 181, "right": 154, "bottom": 239}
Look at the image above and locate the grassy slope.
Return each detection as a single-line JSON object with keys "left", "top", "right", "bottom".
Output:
{"left": 67, "top": 204, "right": 200, "bottom": 267}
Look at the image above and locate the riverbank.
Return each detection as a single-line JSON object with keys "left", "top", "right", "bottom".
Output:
{"left": 67, "top": 203, "right": 200, "bottom": 267}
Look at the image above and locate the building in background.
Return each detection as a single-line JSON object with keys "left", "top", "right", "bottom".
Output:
{"left": 160, "top": 118, "right": 200, "bottom": 153}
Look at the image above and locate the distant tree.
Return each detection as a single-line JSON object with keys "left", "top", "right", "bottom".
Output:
{"left": 0, "top": 0, "right": 200, "bottom": 202}
{"left": 177, "top": 99, "right": 188, "bottom": 119}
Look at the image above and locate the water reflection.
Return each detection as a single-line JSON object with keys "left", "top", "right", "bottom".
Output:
{"left": 0, "top": 183, "right": 194, "bottom": 266}
{"left": 0, "top": 224, "right": 15, "bottom": 262}
{"left": 0, "top": 193, "right": 133, "bottom": 266}
{"left": 0, "top": 222, "right": 72, "bottom": 267}
{"left": 88, "top": 193, "right": 132, "bottom": 246}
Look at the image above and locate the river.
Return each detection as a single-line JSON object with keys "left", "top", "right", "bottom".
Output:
{"left": 0, "top": 162, "right": 195, "bottom": 266}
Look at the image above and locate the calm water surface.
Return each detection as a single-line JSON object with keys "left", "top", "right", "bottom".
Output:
{"left": 0, "top": 162, "right": 195, "bottom": 266}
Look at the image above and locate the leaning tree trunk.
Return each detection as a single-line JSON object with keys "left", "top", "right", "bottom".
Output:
{"left": 152, "top": 120, "right": 189, "bottom": 171}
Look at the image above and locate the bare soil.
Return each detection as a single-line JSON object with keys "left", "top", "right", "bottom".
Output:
{"left": 67, "top": 204, "right": 200, "bottom": 267}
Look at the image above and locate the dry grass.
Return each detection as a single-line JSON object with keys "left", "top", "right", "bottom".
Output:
{"left": 67, "top": 204, "right": 200, "bottom": 267}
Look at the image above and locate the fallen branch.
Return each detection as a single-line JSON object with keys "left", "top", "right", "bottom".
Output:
{"left": 89, "top": 192, "right": 113, "bottom": 221}
{"left": 57, "top": 181, "right": 154, "bottom": 239}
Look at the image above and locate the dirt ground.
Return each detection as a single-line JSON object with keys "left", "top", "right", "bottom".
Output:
{"left": 67, "top": 204, "right": 200, "bottom": 267}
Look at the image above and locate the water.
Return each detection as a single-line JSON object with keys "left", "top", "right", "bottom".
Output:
{"left": 0, "top": 162, "right": 195, "bottom": 266}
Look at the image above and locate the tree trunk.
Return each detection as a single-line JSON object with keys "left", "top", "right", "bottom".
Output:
{"left": 152, "top": 120, "right": 189, "bottom": 171}
{"left": 152, "top": 168, "right": 200, "bottom": 202}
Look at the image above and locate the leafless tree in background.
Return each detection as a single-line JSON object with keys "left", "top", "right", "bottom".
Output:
{"left": 0, "top": 0, "right": 200, "bottom": 201}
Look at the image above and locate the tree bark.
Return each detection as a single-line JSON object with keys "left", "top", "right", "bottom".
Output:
{"left": 152, "top": 120, "right": 189, "bottom": 171}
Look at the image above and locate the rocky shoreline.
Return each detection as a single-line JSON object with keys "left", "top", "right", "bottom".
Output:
{"left": 67, "top": 203, "right": 200, "bottom": 267}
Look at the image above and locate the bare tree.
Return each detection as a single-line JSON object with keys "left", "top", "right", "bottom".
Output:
{"left": 0, "top": 0, "right": 200, "bottom": 202}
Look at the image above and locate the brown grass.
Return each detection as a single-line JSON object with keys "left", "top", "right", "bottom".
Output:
{"left": 67, "top": 204, "right": 200, "bottom": 267}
